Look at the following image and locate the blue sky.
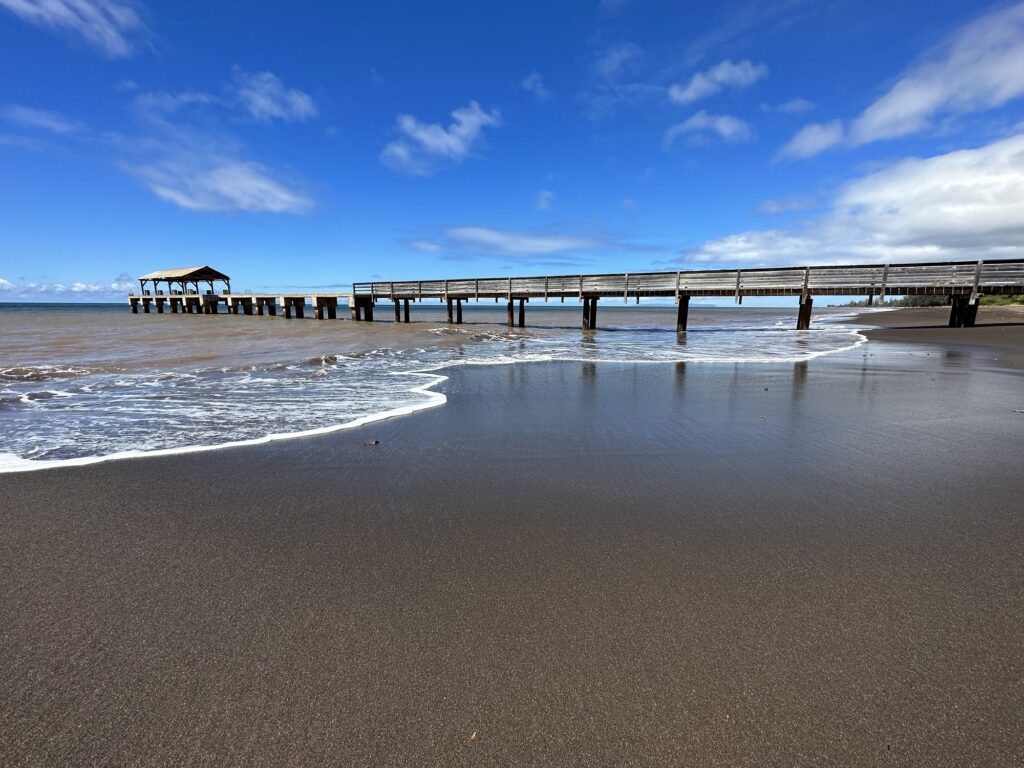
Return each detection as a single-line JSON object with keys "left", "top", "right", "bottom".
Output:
{"left": 1, "top": 0, "right": 1023, "bottom": 301}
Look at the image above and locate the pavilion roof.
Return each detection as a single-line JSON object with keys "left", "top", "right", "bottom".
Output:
{"left": 138, "top": 266, "right": 231, "bottom": 282}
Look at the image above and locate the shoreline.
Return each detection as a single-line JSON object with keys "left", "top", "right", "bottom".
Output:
{"left": 0, "top": 313, "right": 870, "bottom": 474}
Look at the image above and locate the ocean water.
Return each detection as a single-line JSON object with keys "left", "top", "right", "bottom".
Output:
{"left": 0, "top": 302, "right": 867, "bottom": 471}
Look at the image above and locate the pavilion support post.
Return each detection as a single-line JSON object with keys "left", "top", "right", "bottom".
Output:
{"left": 403, "top": 299, "right": 410, "bottom": 323}
{"left": 518, "top": 298, "right": 525, "bottom": 328}
{"left": 143, "top": 300, "right": 150, "bottom": 314}
{"left": 797, "top": 295, "right": 813, "bottom": 330}
{"left": 676, "top": 295, "right": 690, "bottom": 333}
{"left": 446, "top": 297, "right": 454, "bottom": 324}
{"left": 170, "top": 300, "right": 178, "bottom": 314}
{"left": 156, "top": 300, "right": 164, "bottom": 314}
{"left": 507, "top": 300, "right": 515, "bottom": 327}
{"left": 456, "top": 299, "right": 463, "bottom": 324}
{"left": 131, "top": 300, "right": 138, "bottom": 314}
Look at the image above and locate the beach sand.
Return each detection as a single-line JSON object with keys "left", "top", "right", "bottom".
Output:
{"left": 2, "top": 310, "right": 1023, "bottom": 766}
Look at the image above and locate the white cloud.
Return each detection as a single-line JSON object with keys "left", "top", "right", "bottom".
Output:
{"left": 231, "top": 68, "right": 317, "bottom": 122}
{"left": 593, "top": 42, "right": 644, "bottom": 82}
{"left": 381, "top": 101, "right": 501, "bottom": 176}
{"left": 668, "top": 59, "right": 768, "bottom": 105}
{"left": 851, "top": 3, "right": 1024, "bottom": 145}
{"left": 535, "top": 189, "right": 554, "bottom": 211}
{"left": 663, "top": 110, "right": 753, "bottom": 147}
{"left": 521, "top": 71, "right": 552, "bottom": 101}
{"left": 129, "top": 159, "right": 312, "bottom": 214}
{"left": 1, "top": 104, "right": 83, "bottom": 133}
{"left": 687, "top": 134, "right": 1024, "bottom": 266}
{"left": 776, "top": 119, "right": 844, "bottom": 160}
{"left": 446, "top": 226, "right": 597, "bottom": 256}
{"left": 0, "top": 275, "right": 135, "bottom": 298}
{"left": 0, "top": 0, "right": 146, "bottom": 57}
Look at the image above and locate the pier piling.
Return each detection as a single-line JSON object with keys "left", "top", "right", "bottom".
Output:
{"left": 518, "top": 298, "right": 526, "bottom": 328}
{"left": 797, "top": 295, "right": 813, "bottom": 331}
{"left": 676, "top": 295, "right": 690, "bottom": 333}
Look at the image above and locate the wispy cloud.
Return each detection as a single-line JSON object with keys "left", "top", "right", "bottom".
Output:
{"left": 593, "top": 41, "right": 644, "bottom": 83}
{"left": 775, "top": 119, "right": 843, "bottom": 160}
{"left": 380, "top": 101, "right": 501, "bottom": 176}
{"left": 535, "top": 189, "right": 554, "bottom": 211}
{"left": 757, "top": 195, "right": 815, "bottom": 214}
{"left": 404, "top": 238, "right": 442, "bottom": 252}
{"left": 231, "top": 68, "right": 317, "bottom": 122}
{"left": 780, "top": 3, "right": 1024, "bottom": 159}
{"left": 663, "top": 110, "right": 754, "bottom": 147}
{"left": 446, "top": 226, "right": 596, "bottom": 256}
{"left": 520, "top": 71, "right": 552, "bottom": 102}
{"left": 668, "top": 59, "right": 768, "bottom": 105}
{"left": 772, "top": 97, "right": 815, "bottom": 114}
{"left": 687, "top": 133, "right": 1024, "bottom": 266}
{"left": 1, "top": 104, "right": 84, "bottom": 134}
{"left": 0, "top": 0, "right": 147, "bottom": 57}
{"left": 128, "top": 159, "right": 312, "bottom": 213}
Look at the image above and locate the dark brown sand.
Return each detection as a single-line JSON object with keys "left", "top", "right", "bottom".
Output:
{"left": 2, "top": 321, "right": 1023, "bottom": 766}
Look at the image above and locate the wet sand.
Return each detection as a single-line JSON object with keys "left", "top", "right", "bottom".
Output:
{"left": 2, "top": 319, "right": 1023, "bottom": 766}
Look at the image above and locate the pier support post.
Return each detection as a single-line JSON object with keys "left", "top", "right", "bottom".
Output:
{"left": 267, "top": 301, "right": 276, "bottom": 317}
{"left": 507, "top": 299, "right": 515, "bottom": 327}
{"left": 350, "top": 302, "right": 361, "bottom": 321}
{"left": 256, "top": 302, "right": 264, "bottom": 316}
{"left": 131, "top": 300, "right": 138, "bottom": 314}
{"left": 589, "top": 297, "right": 598, "bottom": 330}
{"left": 394, "top": 301, "right": 401, "bottom": 322}
{"left": 797, "top": 295, "right": 813, "bottom": 330}
{"left": 948, "top": 296, "right": 976, "bottom": 328}
{"left": 456, "top": 299, "right": 463, "bottom": 324}
{"left": 156, "top": 300, "right": 164, "bottom": 314}
{"left": 676, "top": 295, "right": 690, "bottom": 333}
{"left": 965, "top": 298, "right": 979, "bottom": 327}
{"left": 143, "top": 300, "right": 150, "bottom": 314}
{"left": 447, "top": 297, "right": 454, "bottom": 324}
{"left": 364, "top": 302, "right": 373, "bottom": 321}
{"left": 518, "top": 298, "right": 525, "bottom": 328}
{"left": 582, "top": 298, "right": 591, "bottom": 330}
{"left": 403, "top": 299, "right": 410, "bottom": 323}
{"left": 283, "top": 301, "right": 292, "bottom": 319}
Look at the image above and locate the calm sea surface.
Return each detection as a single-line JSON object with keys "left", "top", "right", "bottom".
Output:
{"left": 0, "top": 302, "right": 867, "bottom": 470}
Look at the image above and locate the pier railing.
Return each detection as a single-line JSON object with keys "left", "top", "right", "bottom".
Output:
{"left": 352, "top": 259, "right": 1024, "bottom": 301}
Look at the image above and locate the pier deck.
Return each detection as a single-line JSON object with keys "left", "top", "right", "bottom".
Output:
{"left": 130, "top": 259, "right": 1024, "bottom": 330}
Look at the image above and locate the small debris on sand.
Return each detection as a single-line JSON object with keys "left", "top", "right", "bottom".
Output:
{"left": 364, "top": 440, "right": 380, "bottom": 446}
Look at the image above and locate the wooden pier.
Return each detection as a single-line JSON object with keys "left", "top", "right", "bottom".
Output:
{"left": 130, "top": 259, "right": 1024, "bottom": 331}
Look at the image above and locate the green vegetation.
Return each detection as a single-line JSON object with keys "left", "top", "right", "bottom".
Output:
{"left": 836, "top": 295, "right": 1023, "bottom": 308}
